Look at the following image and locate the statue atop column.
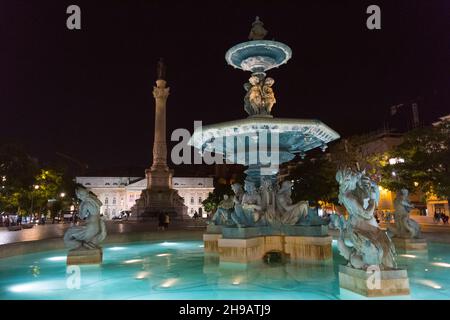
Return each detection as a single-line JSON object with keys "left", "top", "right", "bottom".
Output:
{"left": 248, "top": 16, "right": 268, "bottom": 40}
{"left": 156, "top": 57, "right": 166, "bottom": 80}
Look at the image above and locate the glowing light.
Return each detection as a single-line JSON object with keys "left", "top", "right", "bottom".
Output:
{"left": 161, "top": 278, "right": 177, "bottom": 288}
{"left": 232, "top": 281, "right": 240, "bottom": 285}
{"left": 124, "top": 259, "right": 143, "bottom": 264}
{"left": 160, "top": 242, "right": 178, "bottom": 246}
{"left": 157, "top": 253, "right": 172, "bottom": 257}
{"left": 432, "top": 262, "right": 450, "bottom": 268}
{"left": 198, "top": 245, "right": 204, "bottom": 248}
{"left": 400, "top": 254, "right": 416, "bottom": 259}
{"left": 417, "top": 279, "right": 442, "bottom": 289}
{"left": 135, "top": 271, "right": 150, "bottom": 279}
{"left": 389, "top": 157, "right": 405, "bottom": 165}
{"left": 414, "top": 181, "right": 419, "bottom": 187}
{"left": 8, "top": 281, "right": 60, "bottom": 293}
{"left": 46, "top": 256, "right": 66, "bottom": 262}
{"left": 108, "top": 247, "right": 126, "bottom": 251}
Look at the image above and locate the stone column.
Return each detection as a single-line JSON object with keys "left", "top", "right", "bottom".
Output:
{"left": 151, "top": 79, "right": 170, "bottom": 170}
{"left": 145, "top": 77, "right": 173, "bottom": 191}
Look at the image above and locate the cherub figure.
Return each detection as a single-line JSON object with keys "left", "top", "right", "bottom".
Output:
{"left": 262, "top": 77, "right": 276, "bottom": 114}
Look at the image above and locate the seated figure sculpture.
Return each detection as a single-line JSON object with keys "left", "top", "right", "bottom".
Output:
{"left": 389, "top": 189, "right": 421, "bottom": 239}
{"left": 276, "top": 180, "right": 309, "bottom": 225}
{"left": 64, "top": 187, "right": 107, "bottom": 250}
{"left": 335, "top": 168, "right": 397, "bottom": 270}
{"left": 231, "top": 181, "right": 264, "bottom": 227}
{"left": 209, "top": 194, "right": 235, "bottom": 226}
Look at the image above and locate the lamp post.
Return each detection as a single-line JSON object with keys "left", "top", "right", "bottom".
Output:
{"left": 30, "top": 185, "right": 40, "bottom": 222}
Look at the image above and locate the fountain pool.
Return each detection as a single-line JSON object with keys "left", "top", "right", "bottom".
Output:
{"left": 1, "top": 240, "right": 450, "bottom": 300}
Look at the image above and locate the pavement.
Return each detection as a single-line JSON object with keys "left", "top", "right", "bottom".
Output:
{"left": 0, "top": 220, "right": 206, "bottom": 246}
{"left": 1, "top": 220, "right": 450, "bottom": 249}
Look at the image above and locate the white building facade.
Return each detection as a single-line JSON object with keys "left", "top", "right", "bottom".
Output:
{"left": 75, "top": 176, "right": 214, "bottom": 219}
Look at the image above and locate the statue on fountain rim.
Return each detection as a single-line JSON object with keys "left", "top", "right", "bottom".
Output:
{"left": 335, "top": 168, "right": 397, "bottom": 270}
{"left": 389, "top": 188, "right": 421, "bottom": 239}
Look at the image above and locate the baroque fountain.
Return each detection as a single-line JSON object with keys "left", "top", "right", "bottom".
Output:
{"left": 189, "top": 17, "right": 340, "bottom": 263}
{"left": 189, "top": 18, "right": 410, "bottom": 297}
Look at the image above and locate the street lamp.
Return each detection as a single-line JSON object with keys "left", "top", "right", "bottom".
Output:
{"left": 30, "top": 185, "right": 40, "bottom": 222}
{"left": 60, "top": 192, "right": 66, "bottom": 198}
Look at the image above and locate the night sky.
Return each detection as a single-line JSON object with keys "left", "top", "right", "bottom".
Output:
{"left": 1, "top": 0, "right": 449, "bottom": 174}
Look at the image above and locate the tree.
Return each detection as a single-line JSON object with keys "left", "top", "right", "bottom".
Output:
{"left": 287, "top": 155, "right": 339, "bottom": 206}
{"left": 0, "top": 144, "right": 39, "bottom": 213}
{"left": 202, "top": 182, "right": 233, "bottom": 214}
{"left": 375, "top": 122, "right": 450, "bottom": 198}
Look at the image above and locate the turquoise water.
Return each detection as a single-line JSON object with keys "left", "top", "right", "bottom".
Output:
{"left": 1, "top": 240, "right": 450, "bottom": 299}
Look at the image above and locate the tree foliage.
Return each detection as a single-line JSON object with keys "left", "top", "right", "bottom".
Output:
{"left": 0, "top": 143, "right": 74, "bottom": 215}
{"left": 375, "top": 122, "right": 450, "bottom": 198}
{"left": 287, "top": 155, "right": 339, "bottom": 206}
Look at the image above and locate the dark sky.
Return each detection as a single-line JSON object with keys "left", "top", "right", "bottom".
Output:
{"left": 1, "top": 0, "right": 449, "bottom": 173}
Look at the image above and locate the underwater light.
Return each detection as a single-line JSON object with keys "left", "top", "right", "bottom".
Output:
{"left": 160, "top": 242, "right": 178, "bottom": 246}
{"left": 417, "top": 279, "right": 442, "bottom": 289}
{"left": 157, "top": 253, "right": 172, "bottom": 257}
{"left": 108, "top": 247, "right": 126, "bottom": 251}
{"left": 9, "top": 281, "right": 58, "bottom": 293}
{"left": 46, "top": 256, "right": 66, "bottom": 262}
{"left": 198, "top": 245, "right": 204, "bottom": 248}
{"left": 124, "top": 259, "right": 143, "bottom": 264}
{"left": 161, "top": 278, "right": 177, "bottom": 288}
{"left": 135, "top": 271, "right": 150, "bottom": 279}
{"left": 432, "top": 262, "right": 450, "bottom": 268}
{"left": 400, "top": 254, "right": 416, "bottom": 258}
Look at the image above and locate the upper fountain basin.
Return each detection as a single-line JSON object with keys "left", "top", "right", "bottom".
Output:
{"left": 225, "top": 40, "right": 292, "bottom": 73}
{"left": 189, "top": 117, "right": 340, "bottom": 166}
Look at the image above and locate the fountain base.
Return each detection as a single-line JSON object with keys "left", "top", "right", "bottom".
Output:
{"left": 392, "top": 237, "right": 428, "bottom": 252}
{"left": 67, "top": 247, "right": 103, "bottom": 265}
{"left": 206, "top": 234, "right": 332, "bottom": 263}
{"left": 339, "top": 265, "right": 410, "bottom": 297}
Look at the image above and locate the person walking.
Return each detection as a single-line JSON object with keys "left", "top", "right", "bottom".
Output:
{"left": 164, "top": 213, "right": 170, "bottom": 230}
{"left": 158, "top": 211, "right": 165, "bottom": 231}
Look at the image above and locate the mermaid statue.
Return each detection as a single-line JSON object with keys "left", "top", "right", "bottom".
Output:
{"left": 335, "top": 168, "right": 397, "bottom": 270}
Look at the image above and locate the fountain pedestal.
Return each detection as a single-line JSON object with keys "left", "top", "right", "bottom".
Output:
{"left": 205, "top": 225, "right": 332, "bottom": 263}
{"left": 339, "top": 265, "right": 410, "bottom": 297}
{"left": 67, "top": 247, "right": 103, "bottom": 265}
{"left": 392, "top": 237, "right": 428, "bottom": 252}
{"left": 217, "top": 236, "right": 332, "bottom": 263}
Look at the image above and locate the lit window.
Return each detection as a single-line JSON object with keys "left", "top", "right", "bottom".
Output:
{"left": 113, "top": 197, "right": 116, "bottom": 205}
{"left": 199, "top": 197, "right": 202, "bottom": 203}
{"left": 105, "top": 197, "right": 109, "bottom": 205}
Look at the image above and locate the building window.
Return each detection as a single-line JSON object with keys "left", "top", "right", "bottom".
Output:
{"left": 190, "top": 197, "right": 194, "bottom": 204}
{"left": 105, "top": 183, "right": 110, "bottom": 186}
{"left": 198, "top": 196, "right": 202, "bottom": 204}
{"left": 85, "top": 183, "right": 91, "bottom": 186}
{"left": 105, "top": 197, "right": 109, "bottom": 205}
{"left": 113, "top": 197, "right": 116, "bottom": 205}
